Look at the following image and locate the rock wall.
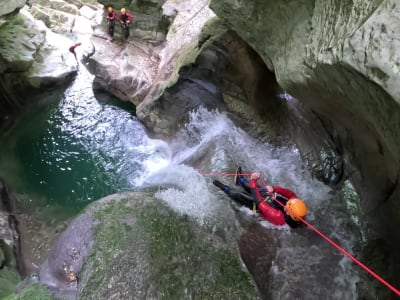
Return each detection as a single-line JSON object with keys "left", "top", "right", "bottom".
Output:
{"left": 210, "top": 0, "right": 400, "bottom": 239}
{"left": 0, "top": 0, "right": 26, "bottom": 17}
{"left": 0, "top": 8, "right": 77, "bottom": 124}
{"left": 209, "top": 0, "right": 400, "bottom": 294}
{"left": 0, "top": 180, "right": 21, "bottom": 298}
{"left": 96, "top": 0, "right": 170, "bottom": 40}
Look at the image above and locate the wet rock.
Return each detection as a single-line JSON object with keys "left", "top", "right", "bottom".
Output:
{"left": 136, "top": 0, "right": 216, "bottom": 131}
{"left": 0, "top": 0, "right": 26, "bottom": 17}
{"left": 208, "top": 0, "right": 400, "bottom": 216}
{"left": 22, "top": 191, "right": 260, "bottom": 299}
{"left": 37, "top": 213, "right": 93, "bottom": 300}
{"left": 0, "top": 262, "right": 20, "bottom": 299}
{"left": 87, "top": 37, "right": 162, "bottom": 104}
{"left": 208, "top": 1, "right": 400, "bottom": 292}
{"left": 97, "top": 0, "right": 170, "bottom": 40}
{"left": 81, "top": 192, "right": 258, "bottom": 299}
{"left": 0, "top": 11, "right": 77, "bottom": 116}
{"left": 0, "top": 179, "right": 21, "bottom": 298}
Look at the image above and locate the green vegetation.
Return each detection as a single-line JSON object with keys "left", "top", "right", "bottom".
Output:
{"left": 2, "top": 284, "right": 54, "bottom": 300}
{"left": 0, "top": 243, "right": 20, "bottom": 299}
{"left": 140, "top": 204, "right": 256, "bottom": 299}
{"left": 0, "top": 266, "right": 20, "bottom": 299}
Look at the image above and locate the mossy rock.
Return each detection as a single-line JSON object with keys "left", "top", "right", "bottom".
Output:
{"left": 79, "top": 193, "right": 259, "bottom": 299}
{"left": 0, "top": 247, "right": 4, "bottom": 265}
{"left": 0, "top": 266, "right": 20, "bottom": 299}
{"left": 0, "top": 13, "right": 45, "bottom": 72}
{"left": 2, "top": 283, "right": 54, "bottom": 300}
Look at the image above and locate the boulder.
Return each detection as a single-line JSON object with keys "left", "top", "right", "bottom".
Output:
{"left": 0, "top": 10, "right": 77, "bottom": 116}
{"left": 0, "top": 0, "right": 26, "bottom": 17}
{"left": 0, "top": 179, "right": 21, "bottom": 299}
{"left": 25, "top": 191, "right": 260, "bottom": 300}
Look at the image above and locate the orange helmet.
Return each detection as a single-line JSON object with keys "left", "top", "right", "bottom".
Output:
{"left": 67, "top": 273, "right": 76, "bottom": 282}
{"left": 107, "top": 6, "right": 113, "bottom": 12}
{"left": 121, "top": 7, "right": 126, "bottom": 14}
{"left": 285, "top": 198, "right": 307, "bottom": 221}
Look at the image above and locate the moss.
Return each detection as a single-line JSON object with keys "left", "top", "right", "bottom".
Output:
{"left": 79, "top": 198, "right": 135, "bottom": 299}
{"left": 198, "top": 17, "right": 229, "bottom": 48}
{"left": 139, "top": 203, "right": 256, "bottom": 299}
{"left": 2, "top": 284, "right": 54, "bottom": 300}
{"left": 156, "top": 14, "right": 171, "bottom": 33}
{"left": 134, "top": 1, "right": 162, "bottom": 16}
{"left": 0, "top": 267, "right": 20, "bottom": 299}
{"left": 0, "top": 242, "right": 20, "bottom": 299}
{"left": 80, "top": 195, "right": 257, "bottom": 299}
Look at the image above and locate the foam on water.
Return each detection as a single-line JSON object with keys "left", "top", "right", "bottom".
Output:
{"left": 131, "top": 136, "right": 172, "bottom": 186}
{"left": 149, "top": 165, "right": 214, "bottom": 224}
{"left": 149, "top": 106, "right": 361, "bottom": 299}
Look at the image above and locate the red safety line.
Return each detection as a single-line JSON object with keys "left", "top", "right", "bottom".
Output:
{"left": 299, "top": 217, "right": 400, "bottom": 297}
{"left": 198, "top": 171, "right": 253, "bottom": 176}
{"left": 201, "top": 168, "right": 400, "bottom": 295}
{"left": 257, "top": 177, "right": 400, "bottom": 297}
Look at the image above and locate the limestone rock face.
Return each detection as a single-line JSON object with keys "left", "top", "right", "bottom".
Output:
{"left": 136, "top": 0, "right": 216, "bottom": 134}
{"left": 97, "top": 0, "right": 169, "bottom": 40}
{"left": 87, "top": 37, "right": 162, "bottom": 104}
{"left": 0, "top": 11, "right": 77, "bottom": 117}
{"left": 0, "top": 0, "right": 26, "bottom": 17}
{"left": 0, "top": 179, "right": 21, "bottom": 299}
{"left": 0, "top": 13, "right": 45, "bottom": 74}
{"left": 209, "top": 0, "right": 400, "bottom": 237}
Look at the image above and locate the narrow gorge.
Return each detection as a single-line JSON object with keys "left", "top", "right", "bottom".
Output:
{"left": 0, "top": 0, "right": 399, "bottom": 299}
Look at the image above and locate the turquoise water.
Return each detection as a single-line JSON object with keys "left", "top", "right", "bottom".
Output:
{"left": 0, "top": 68, "right": 167, "bottom": 211}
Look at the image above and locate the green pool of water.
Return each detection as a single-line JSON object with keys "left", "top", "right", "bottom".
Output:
{"left": 0, "top": 69, "right": 147, "bottom": 212}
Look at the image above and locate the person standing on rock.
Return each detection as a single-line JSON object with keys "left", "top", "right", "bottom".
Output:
{"left": 118, "top": 7, "right": 134, "bottom": 39}
{"left": 213, "top": 167, "right": 308, "bottom": 228}
{"left": 106, "top": 6, "right": 116, "bottom": 41}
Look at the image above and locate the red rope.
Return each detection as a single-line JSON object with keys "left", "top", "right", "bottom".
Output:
{"left": 259, "top": 177, "right": 400, "bottom": 296}
{"left": 298, "top": 217, "right": 400, "bottom": 297}
{"left": 201, "top": 171, "right": 400, "bottom": 296}
{"left": 198, "top": 171, "right": 253, "bottom": 176}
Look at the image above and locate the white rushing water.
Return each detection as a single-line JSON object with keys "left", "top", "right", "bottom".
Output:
{"left": 0, "top": 65, "right": 362, "bottom": 298}
{"left": 148, "top": 107, "right": 361, "bottom": 299}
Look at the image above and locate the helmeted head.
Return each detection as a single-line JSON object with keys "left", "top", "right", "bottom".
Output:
{"left": 67, "top": 273, "right": 76, "bottom": 282}
{"left": 285, "top": 198, "right": 307, "bottom": 221}
{"left": 121, "top": 7, "right": 126, "bottom": 14}
{"left": 107, "top": 6, "right": 113, "bottom": 13}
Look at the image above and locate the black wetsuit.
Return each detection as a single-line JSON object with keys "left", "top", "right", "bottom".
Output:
{"left": 215, "top": 178, "right": 303, "bottom": 228}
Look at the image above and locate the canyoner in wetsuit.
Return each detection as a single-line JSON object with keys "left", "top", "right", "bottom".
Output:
{"left": 69, "top": 42, "right": 82, "bottom": 63}
{"left": 213, "top": 167, "right": 308, "bottom": 228}
{"left": 119, "top": 7, "right": 134, "bottom": 39}
{"left": 106, "top": 6, "right": 116, "bottom": 41}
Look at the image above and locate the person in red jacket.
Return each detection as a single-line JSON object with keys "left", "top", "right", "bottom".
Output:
{"left": 69, "top": 42, "right": 81, "bottom": 62}
{"left": 106, "top": 6, "right": 116, "bottom": 41}
{"left": 118, "top": 7, "right": 134, "bottom": 39}
{"left": 213, "top": 167, "right": 308, "bottom": 227}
